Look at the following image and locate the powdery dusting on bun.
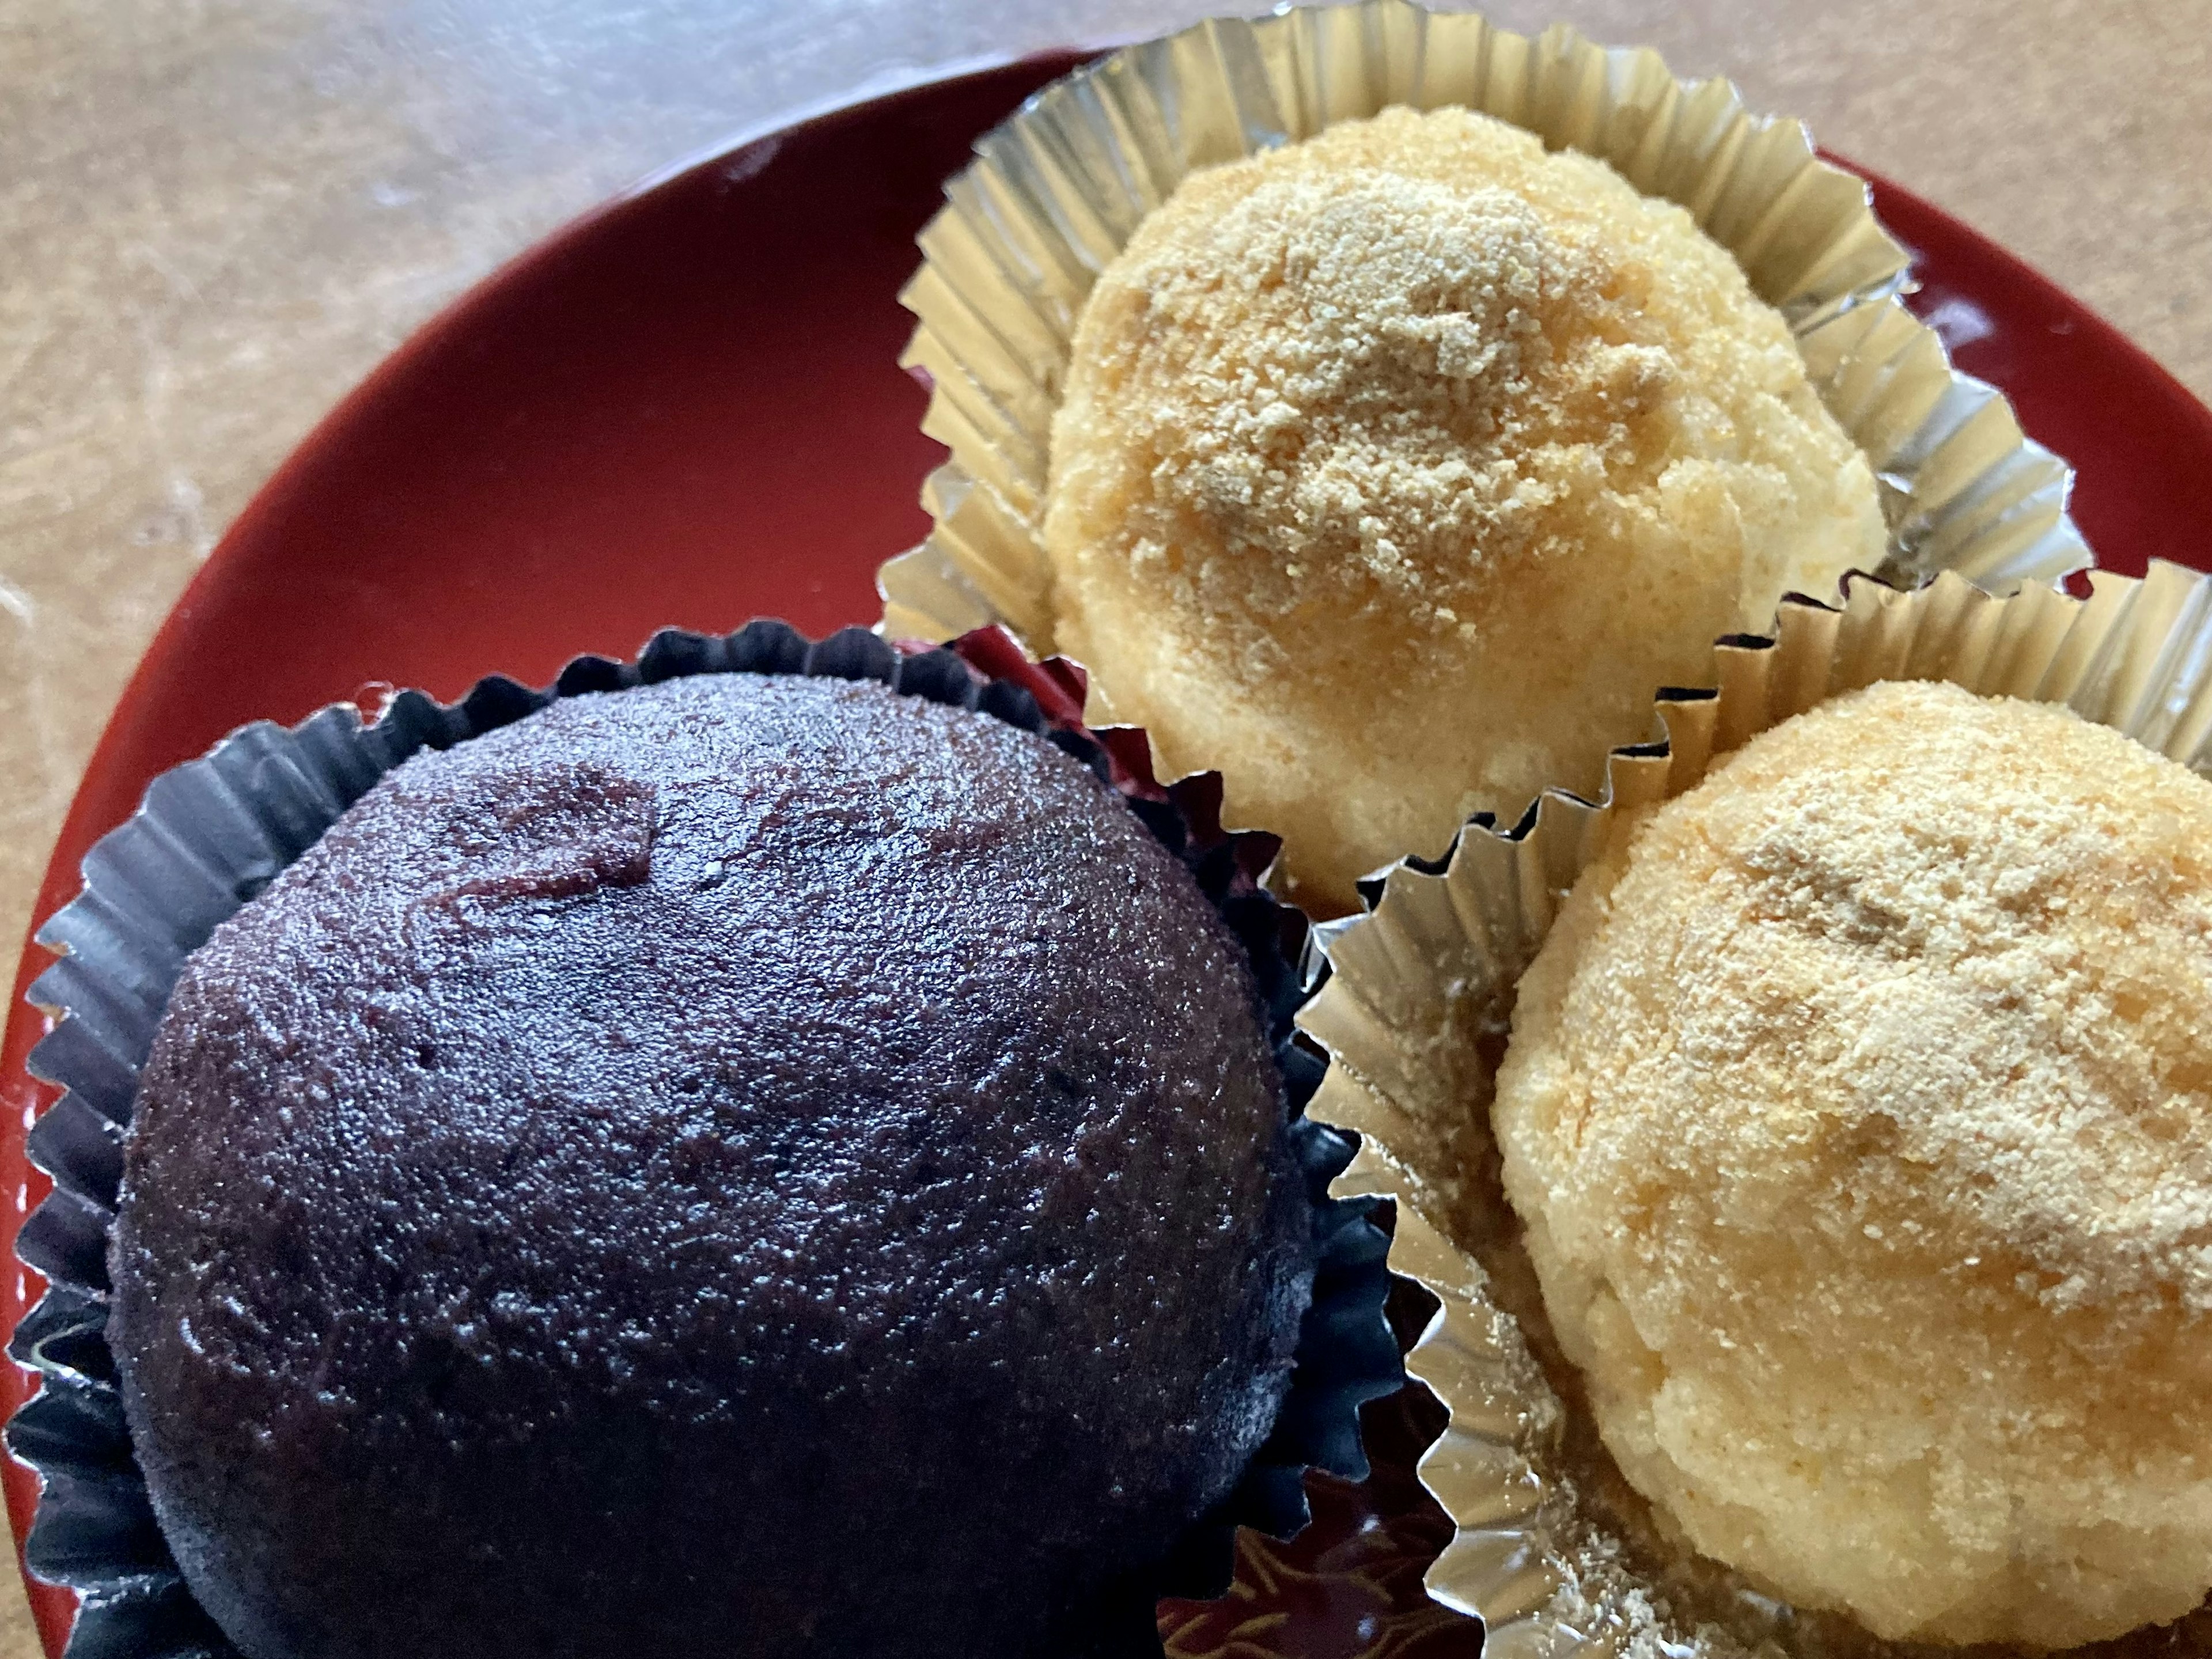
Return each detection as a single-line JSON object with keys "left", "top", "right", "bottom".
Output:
{"left": 1045, "top": 105, "right": 1885, "bottom": 915}
{"left": 1494, "top": 679, "right": 2212, "bottom": 1648}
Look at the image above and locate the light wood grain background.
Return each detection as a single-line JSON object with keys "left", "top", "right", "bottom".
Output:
{"left": 2, "top": 0, "right": 2207, "bottom": 1650}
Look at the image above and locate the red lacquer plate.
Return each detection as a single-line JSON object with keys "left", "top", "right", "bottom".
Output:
{"left": 5, "top": 52, "right": 2211, "bottom": 1659}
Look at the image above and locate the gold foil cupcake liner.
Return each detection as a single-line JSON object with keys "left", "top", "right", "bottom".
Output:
{"left": 880, "top": 0, "right": 2091, "bottom": 651}
{"left": 1296, "top": 557, "right": 2212, "bottom": 1659}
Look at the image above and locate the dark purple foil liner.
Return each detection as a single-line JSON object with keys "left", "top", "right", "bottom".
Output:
{"left": 6, "top": 621, "right": 1403, "bottom": 1659}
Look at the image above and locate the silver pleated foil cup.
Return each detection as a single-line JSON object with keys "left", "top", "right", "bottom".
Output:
{"left": 1297, "top": 558, "right": 2212, "bottom": 1659}
{"left": 6, "top": 621, "right": 1404, "bottom": 1659}
{"left": 881, "top": 0, "right": 2089, "bottom": 649}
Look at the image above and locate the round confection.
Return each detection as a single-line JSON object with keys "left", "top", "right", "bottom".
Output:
{"left": 1044, "top": 105, "right": 1886, "bottom": 915}
{"left": 110, "top": 672, "right": 1314, "bottom": 1659}
{"left": 1493, "top": 679, "right": 2212, "bottom": 1648}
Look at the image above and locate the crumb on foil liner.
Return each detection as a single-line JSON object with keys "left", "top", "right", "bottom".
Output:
{"left": 6, "top": 622, "right": 1403, "bottom": 1659}
{"left": 1296, "top": 559, "right": 2212, "bottom": 1659}
{"left": 879, "top": 0, "right": 2090, "bottom": 651}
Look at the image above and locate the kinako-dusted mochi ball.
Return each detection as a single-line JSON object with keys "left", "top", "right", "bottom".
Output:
{"left": 1493, "top": 679, "right": 2212, "bottom": 1649}
{"left": 1044, "top": 105, "right": 1885, "bottom": 916}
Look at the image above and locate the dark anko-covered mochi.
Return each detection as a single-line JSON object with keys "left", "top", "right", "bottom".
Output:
{"left": 110, "top": 673, "right": 1313, "bottom": 1659}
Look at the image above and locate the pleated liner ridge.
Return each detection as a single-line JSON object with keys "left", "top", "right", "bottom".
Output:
{"left": 7, "top": 620, "right": 1406, "bottom": 1659}
{"left": 881, "top": 0, "right": 2089, "bottom": 650}
{"left": 1296, "top": 559, "right": 2212, "bottom": 1659}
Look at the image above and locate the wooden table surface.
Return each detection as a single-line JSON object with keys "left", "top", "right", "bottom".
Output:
{"left": 2, "top": 0, "right": 2207, "bottom": 1649}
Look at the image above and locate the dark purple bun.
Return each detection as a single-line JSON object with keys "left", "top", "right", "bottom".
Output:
{"left": 109, "top": 672, "right": 1313, "bottom": 1659}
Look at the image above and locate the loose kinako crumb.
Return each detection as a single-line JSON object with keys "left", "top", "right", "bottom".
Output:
{"left": 1045, "top": 105, "right": 1885, "bottom": 915}
{"left": 1495, "top": 680, "right": 2212, "bottom": 1649}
